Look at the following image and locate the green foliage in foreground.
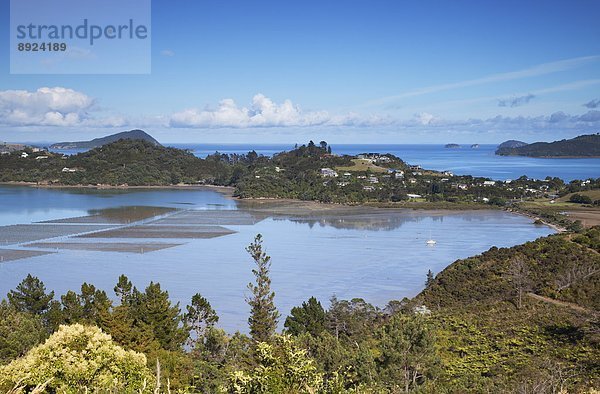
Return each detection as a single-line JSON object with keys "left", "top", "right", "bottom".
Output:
{"left": 0, "top": 324, "right": 154, "bottom": 393}
{"left": 0, "top": 229, "right": 599, "bottom": 393}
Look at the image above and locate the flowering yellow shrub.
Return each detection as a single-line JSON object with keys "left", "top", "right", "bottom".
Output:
{"left": 0, "top": 324, "right": 154, "bottom": 393}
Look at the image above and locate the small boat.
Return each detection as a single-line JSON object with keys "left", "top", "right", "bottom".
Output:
{"left": 426, "top": 231, "right": 436, "bottom": 245}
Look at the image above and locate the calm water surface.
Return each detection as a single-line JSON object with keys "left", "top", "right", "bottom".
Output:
{"left": 0, "top": 186, "right": 554, "bottom": 332}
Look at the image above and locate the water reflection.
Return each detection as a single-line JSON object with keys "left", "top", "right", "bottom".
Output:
{"left": 0, "top": 186, "right": 555, "bottom": 332}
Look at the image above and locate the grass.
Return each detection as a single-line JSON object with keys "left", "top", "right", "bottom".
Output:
{"left": 557, "top": 190, "right": 600, "bottom": 203}
{"left": 336, "top": 159, "right": 389, "bottom": 173}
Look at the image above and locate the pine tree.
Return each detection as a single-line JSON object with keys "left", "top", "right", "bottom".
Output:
{"left": 7, "top": 274, "right": 54, "bottom": 315}
{"left": 246, "top": 234, "right": 280, "bottom": 342}
{"left": 425, "top": 270, "right": 435, "bottom": 288}
{"left": 80, "top": 283, "right": 112, "bottom": 325}
{"left": 185, "top": 293, "right": 218, "bottom": 347}
{"left": 60, "top": 290, "right": 83, "bottom": 324}
{"left": 136, "top": 282, "right": 188, "bottom": 351}
{"left": 284, "top": 296, "right": 326, "bottom": 336}
{"left": 114, "top": 274, "right": 133, "bottom": 305}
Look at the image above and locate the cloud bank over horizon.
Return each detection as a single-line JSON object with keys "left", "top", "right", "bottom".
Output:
{"left": 1, "top": 86, "right": 599, "bottom": 143}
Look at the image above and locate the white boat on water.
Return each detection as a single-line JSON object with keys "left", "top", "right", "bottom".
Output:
{"left": 426, "top": 231, "right": 436, "bottom": 245}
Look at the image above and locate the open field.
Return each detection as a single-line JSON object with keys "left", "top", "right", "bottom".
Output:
{"left": 563, "top": 209, "right": 600, "bottom": 227}
{"left": 518, "top": 200, "right": 600, "bottom": 228}
{"left": 558, "top": 190, "right": 600, "bottom": 203}
{"left": 336, "top": 159, "right": 389, "bottom": 173}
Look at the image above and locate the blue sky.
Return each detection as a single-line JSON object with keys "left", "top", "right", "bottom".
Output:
{"left": 1, "top": 0, "right": 600, "bottom": 144}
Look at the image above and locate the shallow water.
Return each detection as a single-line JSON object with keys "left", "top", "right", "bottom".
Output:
{"left": 0, "top": 186, "right": 554, "bottom": 332}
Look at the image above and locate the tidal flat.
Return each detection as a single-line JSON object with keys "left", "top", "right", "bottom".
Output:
{"left": 0, "top": 185, "right": 554, "bottom": 331}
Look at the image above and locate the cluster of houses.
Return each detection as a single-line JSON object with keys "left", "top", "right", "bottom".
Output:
{"left": 357, "top": 153, "right": 392, "bottom": 164}
{"left": 317, "top": 153, "right": 573, "bottom": 203}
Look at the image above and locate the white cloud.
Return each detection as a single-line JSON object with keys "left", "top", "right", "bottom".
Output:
{"left": 161, "top": 49, "right": 175, "bottom": 57}
{"left": 170, "top": 93, "right": 389, "bottom": 128}
{"left": 414, "top": 112, "right": 437, "bottom": 125}
{"left": 0, "top": 87, "right": 94, "bottom": 126}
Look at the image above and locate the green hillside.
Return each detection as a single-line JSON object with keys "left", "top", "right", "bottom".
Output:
{"left": 496, "top": 134, "right": 600, "bottom": 157}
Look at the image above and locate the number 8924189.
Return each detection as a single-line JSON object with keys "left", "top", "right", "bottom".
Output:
{"left": 17, "top": 42, "right": 67, "bottom": 52}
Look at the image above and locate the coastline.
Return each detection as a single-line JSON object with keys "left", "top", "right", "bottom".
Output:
{"left": 506, "top": 208, "right": 566, "bottom": 233}
{"left": 0, "top": 181, "right": 236, "bottom": 196}
{"left": 0, "top": 182, "right": 574, "bottom": 232}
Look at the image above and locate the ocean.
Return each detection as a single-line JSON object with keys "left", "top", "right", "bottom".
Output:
{"left": 51, "top": 143, "right": 600, "bottom": 182}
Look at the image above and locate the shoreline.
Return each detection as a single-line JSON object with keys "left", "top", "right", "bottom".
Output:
{"left": 0, "top": 181, "right": 235, "bottom": 195}
{"left": 0, "top": 182, "right": 571, "bottom": 232}
{"left": 507, "top": 208, "right": 566, "bottom": 233}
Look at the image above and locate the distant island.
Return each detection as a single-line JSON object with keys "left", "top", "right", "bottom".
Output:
{"left": 496, "top": 134, "right": 600, "bottom": 157}
{"left": 50, "top": 129, "right": 161, "bottom": 150}
{"left": 496, "top": 140, "right": 528, "bottom": 151}
{"left": 445, "top": 143, "right": 460, "bottom": 148}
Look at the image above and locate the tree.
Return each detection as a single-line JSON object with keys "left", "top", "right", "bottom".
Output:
{"left": 246, "top": 234, "right": 280, "bottom": 342}
{"left": 0, "top": 324, "right": 154, "bottom": 392}
{"left": 377, "top": 315, "right": 440, "bottom": 392}
{"left": 136, "top": 282, "right": 188, "bottom": 351}
{"left": 7, "top": 274, "right": 54, "bottom": 315}
{"left": 506, "top": 255, "right": 531, "bottom": 309}
{"left": 569, "top": 193, "right": 592, "bottom": 204}
{"left": 0, "top": 300, "right": 46, "bottom": 364}
{"left": 79, "top": 283, "right": 112, "bottom": 325}
{"left": 284, "top": 297, "right": 326, "bottom": 337}
{"left": 114, "top": 274, "right": 133, "bottom": 305}
{"left": 226, "top": 335, "right": 324, "bottom": 393}
{"left": 185, "top": 293, "right": 219, "bottom": 347}
{"left": 425, "top": 270, "right": 435, "bottom": 288}
{"left": 60, "top": 290, "right": 83, "bottom": 324}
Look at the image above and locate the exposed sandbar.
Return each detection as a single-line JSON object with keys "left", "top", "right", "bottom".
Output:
{"left": 78, "top": 225, "right": 236, "bottom": 239}
{"left": 26, "top": 242, "right": 182, "bottom": 253}
{"left": 0, "top": 249, "right": 55, "bottom": 262}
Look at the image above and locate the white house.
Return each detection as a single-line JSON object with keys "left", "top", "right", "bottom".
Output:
{"left": 62, "top": 167, "right": 77, "bottom": 173}
{"left": 320, "top": 168, "right": 338, "bottom": 178}
{"left": 407, "top": 193, "right": 422, "bottom": 199}
{"left": 35, "top": 156, "right": 49, "bottom": 160}
{"left": 483, "top": 180, "right": 496, "bottom": 186}
{"left": 20, "top": 152, "right": 29, "bottom": 158}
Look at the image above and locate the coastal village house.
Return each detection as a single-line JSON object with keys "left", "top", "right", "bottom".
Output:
{"left": 320, "top": 168, "right": 338, "bottom": 177}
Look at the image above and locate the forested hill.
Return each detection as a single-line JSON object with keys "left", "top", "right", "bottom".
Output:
{"left": 496, "top": 134, "right": 600, "bottom": 157}
{"left": 0, "top": 139, "right": 234, "bottom": 186}
{"left": 50, "top": 129, "right": 161, "bottom": 150}
{"left": 413, "top": 227, "right": 600, "bottom": 390}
